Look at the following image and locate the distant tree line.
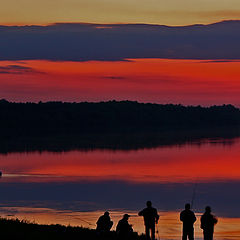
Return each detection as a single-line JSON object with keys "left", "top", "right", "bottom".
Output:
{"left": 0, "top": 99, "right": 240, "bottom": 135}
{"left": 0, "top": 99, "right": 239, "bottom": 152}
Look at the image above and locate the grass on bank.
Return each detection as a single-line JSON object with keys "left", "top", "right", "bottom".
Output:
{"left": 0, "top": 217, "right": 145, "bottom": 240}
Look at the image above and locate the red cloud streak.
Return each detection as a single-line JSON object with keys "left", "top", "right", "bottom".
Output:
{"left": 0, "top": 59, "right": 240, "bottom": 106}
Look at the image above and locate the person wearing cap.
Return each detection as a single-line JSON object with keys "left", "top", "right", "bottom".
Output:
{"left": 201, "top": 206, "right": 218, "bottom": 240}
{"left": 138, "top": 201, "right": 159, "bottom": 240}
{"left": 96, "top": 211, "right": 113, "bottom": 233}
{"left": 116, "top": 214, "right": 133, "bottom": 239}
{"left": 180, "top": 203, "right": 196, "bottom": 240}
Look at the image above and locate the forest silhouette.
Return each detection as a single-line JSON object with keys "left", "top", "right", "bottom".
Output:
{"left": 0, "top": 99, "right": 239, "bottom": 153}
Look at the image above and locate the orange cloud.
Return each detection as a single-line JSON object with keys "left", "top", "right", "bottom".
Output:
{"left": 0, "top": 59, "right": 240, "bottom": 106}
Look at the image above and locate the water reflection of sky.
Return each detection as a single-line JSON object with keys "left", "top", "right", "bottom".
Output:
{"left": 0, "top": 207, "right": 239, "bottom": 240}
{"left": 0, "top": 138, "right": 240, "bottom": 239}
{"left": 1, "top": 139, "right": 240, "bottom": 182}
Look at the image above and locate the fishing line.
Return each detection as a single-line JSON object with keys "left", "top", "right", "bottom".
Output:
{"left": 191, "top": 179, "right": 198, "bottom": 210}
{"left": 75, "top": 217, "right": 95, "bottom": 226}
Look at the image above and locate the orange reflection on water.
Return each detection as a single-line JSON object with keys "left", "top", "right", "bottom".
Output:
{"left": 0, "top": 139, "right": 240, "bottom": 183}
{"left": 1, "top": 207, "right": 239, "bottom": 240}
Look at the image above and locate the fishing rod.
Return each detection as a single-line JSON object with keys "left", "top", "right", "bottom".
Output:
{"left": 191, "top": 179, "right": 198, "bottom": 209}
{"left": 75, "top": 217, "right": 95, "bottom": 226}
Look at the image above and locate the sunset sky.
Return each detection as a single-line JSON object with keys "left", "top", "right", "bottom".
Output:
{"left": 1, "top": 3, "right": 240, "bottom": 239}
{"left": 1, "top": 0, "right": 240, "bottom": 25}
{"left": 1, "top": 59, "right": 240, "bottom": 106}
{"left": 0, "top": 1, "right": 240, "bottom": 106}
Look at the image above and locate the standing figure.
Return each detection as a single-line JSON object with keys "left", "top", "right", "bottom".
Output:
{"left": 96, "top": 211, "right": 113, "bottom": 233}
{"left": 138, "top": 201, "right": 159, "bottom": 240}
{"left": 201, "top": 206, "right": 218, "bottom": 240}
{"left": 180, "top": 203, "right": 196, "bottom": 240}
{"left": 116, "top": 214, "right": 133, "bottom": 239}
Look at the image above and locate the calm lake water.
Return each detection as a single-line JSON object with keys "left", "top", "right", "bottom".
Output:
{"left": 0, "top": 138, "right": 240, "bottom": 240}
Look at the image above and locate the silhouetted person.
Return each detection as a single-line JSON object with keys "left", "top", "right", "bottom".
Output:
{"left": 96, "top": 211, "right": 113, "bottom": 234}
{"left": 201, "top": 206, "right": 218, "bottom": 240}
{"left": 116, "top": 214, "right": 133, "bottom": 239}
{"left": 180, "top": 203, "right": 196, "bottom": 240}
{"left": 138, "top": 201, "right": 159, "bottom": 240}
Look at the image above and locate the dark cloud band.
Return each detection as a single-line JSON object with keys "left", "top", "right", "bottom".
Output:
{"left": 0, "top": 64, "right": 43, "bottom": 74}
{"left": 0, "top": 20, "right": 240, "bottom": 61}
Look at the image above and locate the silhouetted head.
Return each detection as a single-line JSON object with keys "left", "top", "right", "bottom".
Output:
{"left": 104, "top": 211, "right": 110, "bottom": 216}
{"left": 185, "top": 203, "right": 191, "bottom": 210}
{"left": 205, "top": 206, "right": 211, "bottom": 213}
{"left": 123, "top": 214, "right": 130, "bottom": 220}
{"left": 146, "top": 201, "right": 152, "bottom": 207}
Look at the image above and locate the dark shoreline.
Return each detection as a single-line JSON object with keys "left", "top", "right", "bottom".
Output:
{"left": 0, "top": 218, "right": 143, "bottom": 240}
{"left": 1, "top": 100, "right": 240, "bottom": 153}
{"left": 0, "top": 126, "right": 239, "bottom": 154}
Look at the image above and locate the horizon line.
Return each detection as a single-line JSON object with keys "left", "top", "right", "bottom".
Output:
{"left": 1, "top": 19, "right": 240, "bottom": 28}
{"left": 0, "top": 99, "right": 238, "bottom": 109}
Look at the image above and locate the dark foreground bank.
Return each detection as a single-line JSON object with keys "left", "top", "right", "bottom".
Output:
{"left": 0, "top": 218, "right": 144, "bottom": 240}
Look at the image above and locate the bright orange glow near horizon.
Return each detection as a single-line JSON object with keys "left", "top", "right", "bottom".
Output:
{"left": 1, "top": 139, "right": 240, "bottom": 183}
{"left": 1, "top": 0, "right": 240, "bottom": 26}
{"left": 0, "top": 59, "right": 240, "bottom": 106}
